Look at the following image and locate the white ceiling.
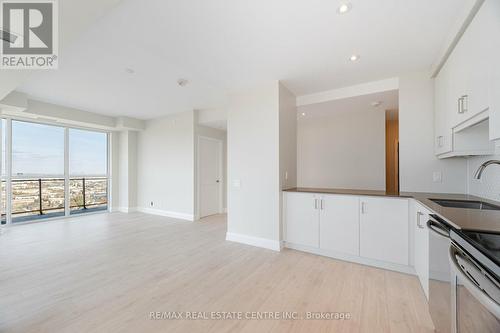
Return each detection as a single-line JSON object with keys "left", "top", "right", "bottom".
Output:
{"left": 297, "top": 90, "right": 399, "bottom": 118}
{"left": 18, "top": 0, "right": 465, "bottom": 119}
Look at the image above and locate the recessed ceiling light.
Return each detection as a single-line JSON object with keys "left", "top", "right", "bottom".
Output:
{"left": 177, "top": 78, "right": 189, "bottom": 87}
{"left": 125, "top": 68, "right": 135, "bottom": 74}
{"left": 350, "top": 54, "right": 359, "bottom": 62}
{"left": 337, "top": 2, "right": 352, "bottom": 14}
{"left": 301, "top": 112, "right": 306, "bottom": 116}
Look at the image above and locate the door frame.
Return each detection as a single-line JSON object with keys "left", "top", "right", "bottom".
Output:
{"left": 196, "top": 135, "right": 223, "bottom": 220}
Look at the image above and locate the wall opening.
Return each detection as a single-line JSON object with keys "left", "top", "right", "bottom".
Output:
{"left": 385, "top": 109, "right": 399, "bottom": 194}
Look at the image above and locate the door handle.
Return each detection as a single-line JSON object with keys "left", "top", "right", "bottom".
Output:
{"left": 416, "top": 212, "right": 424, "bottom": 229}
{"left": 361, "top": 202, "right": 366, "bottom": 214}
{"left": 458, "top": 97, "right": 463, "bottom": 114}
{"left": 437, "top": 136, "right": 443, "bottom": 148}
{"left": 216, "top": 180, "right": 220, "bottom": 183}
{"left": 461, "top": 95, "right": 468, "bottom": 113}
{"left": 427, "top": 219, "right": 449, "bottom": 238}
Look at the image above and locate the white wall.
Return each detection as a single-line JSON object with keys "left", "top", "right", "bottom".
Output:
{"left": 110, "top": 131, "right": 120, "bottom": 210}
{"left": 279, "top": 82, "right": 297, "bottom": 240}
{"left": 137, "top": 111, "right": 195, "bottom": 219}
{"left": 297, "top": 101, "right": 386, "bottom": 190}
{"left": 195, "top": 124, "right": 227, "bottom": 215}
{"left": 399, "top": 72, "right": 468, "bottom": 193}
{"left": 279, "top": 83, "right": 297, "bottom": 190}
{"left": 117, "top": 130, "right": 137, "bottom": 211}
{"left": 227, "top": 82, "right": 281, "bottom": 246}
{"left": 467, "top": 154, "right": 500, "bottom": 202}
{"left": 128, "top": 131, "right": 138, "bottom": 208}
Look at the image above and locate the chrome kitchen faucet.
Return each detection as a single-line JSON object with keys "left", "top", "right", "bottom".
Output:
{"left": 474, "top": 160, "right": 500, "bottom": 179}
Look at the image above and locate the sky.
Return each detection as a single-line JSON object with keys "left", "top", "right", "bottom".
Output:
{"left": 8, "top": 121, "right": 107, "bottom": 177}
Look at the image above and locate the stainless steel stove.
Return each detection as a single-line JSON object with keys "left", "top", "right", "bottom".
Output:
{"left": 449, "top": 229, "right": 500, "bottom": 332}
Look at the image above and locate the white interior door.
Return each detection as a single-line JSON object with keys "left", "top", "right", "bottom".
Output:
{"left": 199, "top": 137, "right": 221, "bottom": 218}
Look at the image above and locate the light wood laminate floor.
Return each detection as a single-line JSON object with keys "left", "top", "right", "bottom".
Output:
{"left": 0, "top": 212, "right": 434, "bottom": 333}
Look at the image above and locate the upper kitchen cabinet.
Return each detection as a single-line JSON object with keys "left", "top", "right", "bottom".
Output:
{"left": 434, "top": 61, "right": 453, "bottom": 155}
{"left": 434, "top": 0, "right": 499, "bottom": 157}
{"left": 486, "top": 0, "right": 500, "bottom": 141}
{"left": 449, "top": 1, "right": 490, "bottom": 128}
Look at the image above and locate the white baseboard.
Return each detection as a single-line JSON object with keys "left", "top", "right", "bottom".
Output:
{"left": 137, "top": 207, "right": 194, "bottom": 221}
{"left": 226, "top": 232, "right": 281, "bottom": 251}
{"left": 284, "top": 242, "right": 416, "bottom": 275}
{"left": 112, "top": 207, "right": 138, "bottom": 213}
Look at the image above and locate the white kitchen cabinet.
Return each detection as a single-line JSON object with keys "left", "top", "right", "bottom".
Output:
{"left": 284, "top": 192, "right": 319, "bottom": 248}
{"left": 434, "top": 62, "right": 453, "bottom": 155}
{"left": 411, "top": 200, "right": 430, "bottom": 300}
{"left": 359, "top": 197, "right": 409, "bottom": 266}
{"left": 487, "top": 0, "right": 500, "bottom": 141}
{"left": 448, "top": 1, "right": 490, "bottom": 128}
{"left": 319, "top": 194, "right": 359, "bottom": 256}
{"left": 284, "top": 192, "right": 413, "bottom": 273}
{"left": 433, "top": 0, "right": 499, "bottom": 154}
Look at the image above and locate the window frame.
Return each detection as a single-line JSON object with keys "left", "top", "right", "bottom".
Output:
{"left": 1, "top": 117, "right": 111, "bottom": 224}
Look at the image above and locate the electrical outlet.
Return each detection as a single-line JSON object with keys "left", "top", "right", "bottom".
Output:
{"left": 433, "top": 171, "right": 442, "bottom": 183}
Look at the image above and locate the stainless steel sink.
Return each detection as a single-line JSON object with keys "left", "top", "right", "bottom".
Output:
{"left": 429, "top": 199, "right": 500, "bottom": 210}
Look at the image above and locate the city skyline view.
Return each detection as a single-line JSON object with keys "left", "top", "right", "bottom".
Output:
{"left": 0, "top": 120, "right": 109, "bottom": 223}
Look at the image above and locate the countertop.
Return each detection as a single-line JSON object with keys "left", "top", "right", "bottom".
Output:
{"left": 283, "top": 187, "right": 500, "bottom": 233}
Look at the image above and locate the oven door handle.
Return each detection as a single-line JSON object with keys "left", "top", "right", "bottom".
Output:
{"left": 449, "top": 245, "right": 500, "bottom": 319}
{"left": 427, "top": 218, "right": 450, "bottom": 239}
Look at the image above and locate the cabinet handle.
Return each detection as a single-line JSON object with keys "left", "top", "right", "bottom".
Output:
{"left": 314, "top": 198, "right": 318, "bottom": 210}
{"left": 361, "top": 202, "right": 366, "bottom": 214}
{"left": 417, "top": 212, "right": 425, "bottom": 229}
{"left": 320, "top": 199, "right": 324, "bottom": 210}
{"left": 458, "top": 97, "right": 463, "bottom": 114}
{"left": 437, "top": 136, "right": 443, "bottom": 148}
{"left": 461, "top": 95, "right": 468, "bottom": 113}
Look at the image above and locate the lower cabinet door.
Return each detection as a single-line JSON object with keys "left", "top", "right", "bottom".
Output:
{"left": 285, "top": 192, "right": 319, "bottom": 248}
{"left": 414, "top": 204, "right": 430, "bottom": 299}
{"left": 359, "top": 197, "right": 409, "bottom": 265}
{"left": 319, "top": 194, "right": 359, "bottom": 256}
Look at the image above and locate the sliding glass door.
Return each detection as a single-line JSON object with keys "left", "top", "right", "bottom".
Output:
{"left": 1, "top": 119, "right": 6, "bottom": 224}
{"left": 12, "top": 121, "right": 65, "bottom": 222}
{"left": 0, "top": 119, "right": 109, "bottom": 224}
{"left": 69, "top": 129, "right": 108, "bottom": 215}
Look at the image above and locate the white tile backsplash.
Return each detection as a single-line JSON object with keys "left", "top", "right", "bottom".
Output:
{"left": 467, "top": 154, "right": 500, "bottom": 202}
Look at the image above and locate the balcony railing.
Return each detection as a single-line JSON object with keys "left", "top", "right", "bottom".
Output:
{"left": 2, "top": 177, "right": 108, "bottom": 221}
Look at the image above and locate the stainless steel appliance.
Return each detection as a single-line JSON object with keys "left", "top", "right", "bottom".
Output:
{"left": 428, "top": 214, "right": 453, "bottom": 333}
{"left": 450, "top": 229, "right": 500, "bottom": 333}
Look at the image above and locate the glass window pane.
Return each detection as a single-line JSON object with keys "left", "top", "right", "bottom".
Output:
{"left": 69, "top": 130, "right": 108, "bottom": 216}
{"left": 70, "top": 177, "right": 107, "bottom": 215}
{"left": 1, "top": 180, "right": 5, "bottom": 224}
{"left": 11, "top": 121, "right": 65, "bottom": 223}
{"left": 69, "top": 129, "right": 107, "bottom": 176}
{"left": 85, "top": 178, "right": 107, "bottom": 207}
{"left": 70, "top": 178, "right": 83, "bottom": 210}
{"left": 1, "top": 119, "right": 5, "bottom": 177}
{"left": 1, "top": 119, "right": 5, "bottom": 224}
{"left": 12, "top": 121, "right": 64, "bottom": 177}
